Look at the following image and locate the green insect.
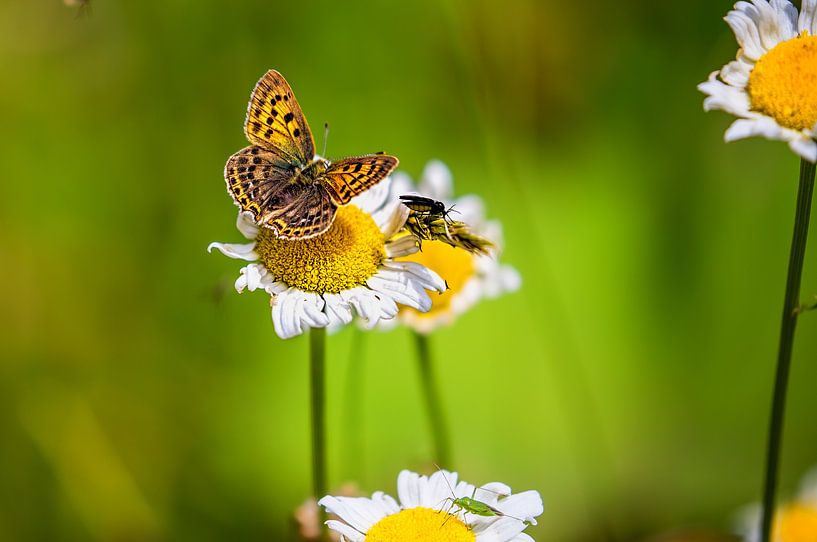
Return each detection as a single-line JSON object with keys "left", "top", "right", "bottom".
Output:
{"left": 436, "top": 468, "right": 526, "bottom": 527}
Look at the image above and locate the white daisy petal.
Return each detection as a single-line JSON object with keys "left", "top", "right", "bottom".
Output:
{"left": 318, "top": 496, "right": 387, "bottom": 534}
{"left": 323, "top": 293, "right": 354, "bottom": 326}
{"left": 419, "top": 160, "right": 454, "bottom": 200}
{"left": 397, "top": 470, "right": 423, "bottom": 509}
{"left": 381, "top": 261, "right": 447, "bottom": 293}
{"left": 236, "top": 211, "right": 260, "bottom": 239}
{"left": 324, "top": 520, "right": 365, "bottom": 542}
{"left": 351, "top": 175, "right": 393, "bottom": 216}
{"left": 385, "top": 235, "right": 419, "bottom": 258}
{"left": 380, "top": 201, "right": 410, "bottom": 239}
{"left": 207, "top": 241, "right": 258, "bottom": 261}
{"left": 725, "top": 8, "right": 767, "bottom": 60}
{"left": 799, "top": 0, "right": 817, "bottom": 34}
{"left": 494, "top": 490, "right": 545, "bottom": 525}
{"left": 788, "top": 137, "right": 817, "bottom": 162}
{"left": 453, "top": 194, "right": 487, "bottom": 225}
{"left": 297, "top": 292, "right": 330, "bottom": 328}
{"left": 720, "top": 57, "right": 753, "bottom": 87}
{"left": 367, "top": 274, "right": 431, "bottom": 311}
{"left": 271, "top": 289, "right": 298, "bottom": 339}
{"left": 725, "top": 116, "right": 787, "bottom": 142}
{"left": 699, "top": 72, "right": 753, "bottom": 117}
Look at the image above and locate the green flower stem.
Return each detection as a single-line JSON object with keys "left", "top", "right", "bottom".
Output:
{"left": 413, "top": 331, "right": 451, "bottom": 468}
{"left": 760, "top": 158, "right": 816, "bottom": 542}
{"left": 342, "top": 328, "right": 366, "bottom": 483}
{"left": 309, "top": 327, "right": 328, "bottom": 540}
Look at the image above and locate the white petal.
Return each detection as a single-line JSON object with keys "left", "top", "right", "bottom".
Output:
{"left": 397, "top": 470, "right": 422, "bottom": 508}
{"left": 207, "top": 241, "right": 258, "bottom": 261}
{"left": 385, "top": 235, "right": 419, "bottom": 258}
{"left": 799, "top": 465, "right": 817, "bottom": 506}
{"left": 720, "top": 57, "right": 753, "bottom": 88}
{"left": 474, "top": 516, "right": 530, "bottom": 542}
{"left": 379, "top": 202, "right": 410, "bottom": 239}
{"left": 381, "top": 261, "right": 447, "bottom": 293}
{"left": 427, "top": 470, "right": 461, "bottom": 508}
{"left": 419, "top": 160, "right": 454, "bottom": 200}
{"left": 499, "top": 265, "right": 522, "bottom": 293}
{"left": 789, "top": 137, "right": 817, "bottom": 162}
{"left": 493, "top": 490, "right": 544, "bottom": 526}
{"left": 351, "top": 175, "right": 392, "bottom": 215}
{"left": 340, "top": 287, "right": 383, "bottom": 327}
{"left": 725, "top": 8, "right": 767, "bottom": 60}
{"left": 452, "top": 194, "right": 486, "bottom": 225}
{"left": 235, "top": 264, "right": 266, "bottom": 293}
{"left": 271, "top": 288, "right": 303, "bottom": 339}
{"left": 236, "top": 211, "right": 259, "bottom": 239}
{"left": 764, "top": 0, "right": 799, "bottom": 44}
{"left": 318, "top": 496, "right": 388, "bottom": 535}
{"left": 367, "top": 274, "right": 429, "bottom": 311}
{"left": 507, "top": 535, "right": 535, "bottom": 542}
{"left": 324, "top": 520, "right": 365, "bottom": 542}
{"left": 724, "top": 116, "right": 785, "bottom": 141}
{"left": 296, "top": 292, "right": 330, "bottom": 328}
{"left": 389, "top": 171, "right": 416, "bottom": 195}
{"left": 698, "top": 72, "right": 753, "bottom": 117}
{"left": 799, "top": 0, "right": 817, "bottom": 34}
{"left": 323, "top": 293, "right": 354, "bottom": 326}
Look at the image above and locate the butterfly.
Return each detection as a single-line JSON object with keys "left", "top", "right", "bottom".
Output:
{"left": 224, "top": 70, "right": 399, "bottom": 240}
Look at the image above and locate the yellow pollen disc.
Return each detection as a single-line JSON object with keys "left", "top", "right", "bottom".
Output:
{"left": 365, "top": 507, "right": 475, "bottom": 542}
{"left": 773, "top": 503, "right": 817, "bottom": 542}
{"left": 255, "top": 205, "right": 385, "bottom": 294}
{"left": 748, "top": 33, "right": 817, "bottom": 131}
{"left": 402, "top": 240, "right": 476, "bottom": 318}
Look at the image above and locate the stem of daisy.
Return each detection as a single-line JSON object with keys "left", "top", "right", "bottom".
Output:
{"left": 760, "top": 158, "right": 816, "bottom": 542}
{"left": 413, "top": 331, "right": 452, "bottom": 468}
{"left": 343, "top": 327, "right": 366, "bottom": 483}
{"left": 309, "top": 327, "right": 328, "bottom": 540}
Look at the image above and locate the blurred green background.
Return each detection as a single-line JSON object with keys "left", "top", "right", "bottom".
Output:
{"left": 2, "top": 0, "right": 817, "bottom": 540}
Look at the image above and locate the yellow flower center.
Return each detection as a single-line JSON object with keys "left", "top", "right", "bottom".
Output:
{"left": 748, "top": 33, "right": 817, "bottom": 131}
{"left": 365, "top": 507, "right": 475, "bottom": 542}
{"left": 773, "top": 503, "right": 817, "bottom": 542}
{"left": 402, "top": 240, "right": 476, "bottom": 317}
{"left": 255, "top": 205, "right": 385, "bottom": 294}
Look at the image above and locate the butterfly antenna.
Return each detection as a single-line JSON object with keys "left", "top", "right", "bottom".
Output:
{"left": 322, "top": 122, "right": 330, "bottom": 157}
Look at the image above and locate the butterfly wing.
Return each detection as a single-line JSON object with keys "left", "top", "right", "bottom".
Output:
{"left": 243, "top": 70, "right": 315, "bottom": 167}
{"left": 225, "top": 145, "right": 296, "bottom": 222}
{"left": 225, "top": 145, "right": 336, "bottom": 239}
{"left": 266, "top": 184, "right": 337, "bottom": 240}
{"left": 321, "top": 154, "right": 399, "bottom": 205}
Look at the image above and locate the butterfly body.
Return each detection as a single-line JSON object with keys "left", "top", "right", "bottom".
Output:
{"left": 224, "top": 70, "right": 398, "bottom": 240}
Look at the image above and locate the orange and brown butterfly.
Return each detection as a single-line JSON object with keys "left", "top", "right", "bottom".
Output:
{"left": 224, "top": 70, "right": 399, "bottom": 240}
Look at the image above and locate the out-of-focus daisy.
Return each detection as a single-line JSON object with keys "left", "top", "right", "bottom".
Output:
{"left": 738, "top": 465, "right": 817, "bottom": 542}
{"left": 698, "top": 0, "right": 817, "bottom": 161}
{"left": 391, "top": 161, "right": 520, "bottom": 333}
{"left": 319, "top": 469, "right": 543, "bottom": 542}
{"left": 209, "top": 177, "right": 446, "bottom": 339}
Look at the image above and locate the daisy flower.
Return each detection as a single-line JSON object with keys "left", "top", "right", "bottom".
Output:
{"left": 390, "top": 160, "right": 521, "bottom": 333}
{"left": 319, "top": 469, "right": 544, "bottom": 542}
{"left": 698, "top": 0, "right": 817, "bottom": 161}
{"left": 738, "top": 465, "right": 817, "bottom": 542}
{"left": 208, "top": 177, "right": 446, "bottom": 339}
